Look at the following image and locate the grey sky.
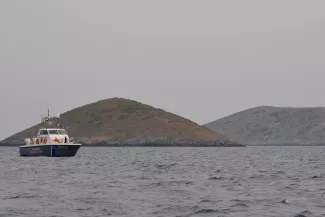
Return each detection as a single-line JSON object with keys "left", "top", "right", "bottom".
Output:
{"left": 1, "top": 0, "right": 325, "bottom": 140}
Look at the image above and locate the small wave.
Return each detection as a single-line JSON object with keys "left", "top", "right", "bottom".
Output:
{"left": 191, "top": 208, "right": 216, "bottom": 214}
{"left": 101, "top": 208, "right": 112, "bottom": 215}
{"left": 176, "top": 207, "right": 219, "bottom": 217}
{"left": 293, "top": 210, "right": 316, "bottom": 217}
{"left": 155, "top": 163, "right": 176, "bottom": 170}
{"left": 230, "top": 202, "right": 249, "bottom": 208}
{"left": 276, "top": 171, "right": 286, "bottom": 174}
{"left": 230, "top": 199, "right": 243, "bottom": 202}
{"left": 138, "top": 175, "right": 151, "bottom": 180}
{"left": 150, "top": 181, "right": 162, "bottom": 186}
{"left": 279, "top": 199, "right": 290, "bottom": 204}
{"left": 3, "top": 193, "right": 36, "bottom": 200}
{"left": 155, "top": 180, "right": 193, "bottom": 186}
{"left": 208, "top": 176, "right": 225, "bottom": 180}
{"left": 249, "top": 174, "right": 264, "bottom": 179}
{"left": 200, "top": 199, "right": 211, "bottom": 203}
{"left": 229, "top": 199, "right": 250, "bottom": 204}
{"left": 76, "top": 207, "right": 92, "bottom": 211}
{"left": 310, "top": 175, "right": 322, "bottom": 179}
{"left": 171, "top": 180, "right": 193, "bottom": 185}
{"left": 284, "top": 185, "right": 296, "bottom": 190}
{"left": 258, "top": 170, "right": 268, "bottom": 173}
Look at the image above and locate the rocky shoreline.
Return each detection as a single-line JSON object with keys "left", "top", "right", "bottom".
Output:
{"left": 77, "top": 137, "right": 244, "bottom": 147}
{"left": 0, "top": 137, "right": 245, "bottom": 147}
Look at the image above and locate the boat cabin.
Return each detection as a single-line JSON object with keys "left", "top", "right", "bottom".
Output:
{"left": 37, "top": 128, "right": 69, "bottom": 142}
{"left": 24, "top": 128, "right": 70, "bottom": 145}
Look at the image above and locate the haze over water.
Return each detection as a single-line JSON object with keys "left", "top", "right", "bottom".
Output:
{"left": 1, "top": 146, "right": 324, "bottom": 217}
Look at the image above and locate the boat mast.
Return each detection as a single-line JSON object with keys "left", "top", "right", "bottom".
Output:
{"left": 41, "top": 109, "right": 50, "bottom": 129}
{"left": 41, "top": 115, "right": 44, "bottom": 127}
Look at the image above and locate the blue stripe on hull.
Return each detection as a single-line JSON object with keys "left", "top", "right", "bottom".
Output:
{"left": 20, "top": 144, "right": 80, "bottom": 157}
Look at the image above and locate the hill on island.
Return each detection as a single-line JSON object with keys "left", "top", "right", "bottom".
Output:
{"left": 2, "top": 97, "right": 239, "bottom": 146}
{"left": 204, "top": 106, "right": 325, "bottom": 145}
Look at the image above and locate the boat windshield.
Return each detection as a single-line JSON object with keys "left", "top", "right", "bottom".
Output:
{"left": 58, "top": 129, "right": 67, "bottom": 135}
{"left": 48, "top": 130, "right": 59, "bottom": 135}
{"left": 39, "top": 130, "right": 49, "bottom": 135}
{"left": 39, "top": 129, "right": 67, "bottom": 135}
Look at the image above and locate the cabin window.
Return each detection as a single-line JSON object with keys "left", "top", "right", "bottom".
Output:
{"left": 39, "top": 130, "right": 49, "bottom": 135}
{"left": 58, "top": 130, "right": 67, "bottom": 135}
{"left": 49, "top": 130, "right": 59, "bottom": 135}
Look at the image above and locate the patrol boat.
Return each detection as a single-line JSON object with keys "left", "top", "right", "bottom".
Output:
{"left": 19, "top": 111, "right": 81, "bottom": 157}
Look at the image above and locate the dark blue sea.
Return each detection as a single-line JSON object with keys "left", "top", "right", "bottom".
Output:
{"left": 0, "top": 146, "right": 324, "bottom": 217}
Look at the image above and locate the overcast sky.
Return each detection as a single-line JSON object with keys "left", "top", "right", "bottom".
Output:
{"left": 0, "top": 0, "right": 325, "bottom": 140}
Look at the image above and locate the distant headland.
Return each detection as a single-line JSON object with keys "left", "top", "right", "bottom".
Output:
{"left": 1, "top": 97, "right": 243, "bottom": 147}
{"left": 204, "top": 106, "right": 325, "bottom": 146}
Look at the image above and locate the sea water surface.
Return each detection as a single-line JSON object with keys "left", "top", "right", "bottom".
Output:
{"left": 0, "top": 146, "right": 324, "bottom": 217}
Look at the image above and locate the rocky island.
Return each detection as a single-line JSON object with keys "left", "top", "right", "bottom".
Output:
{"left": 204, "top": 106, "right": 325, "bottom": 146}
{"left": 1, "top": 98, "right": 243, "bottom": 147}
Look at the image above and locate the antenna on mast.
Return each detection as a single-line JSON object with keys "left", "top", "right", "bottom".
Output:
{"left": 41, "top": 115, "right": 44, "bottom": 127}
{"left": 41, "top": 109, "right": 50, "bottom": 124}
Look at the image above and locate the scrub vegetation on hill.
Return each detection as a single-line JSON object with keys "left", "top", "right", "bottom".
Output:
{"left": 3, "top": 98, "right": 238, "bottom": 146}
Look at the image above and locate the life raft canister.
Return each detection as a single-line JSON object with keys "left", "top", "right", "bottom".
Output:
{"left": 36, "top": 139, "right": 39, "bottom": 144}
{"left": 43, "top": 138, "right": 47, "bottom": 144}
